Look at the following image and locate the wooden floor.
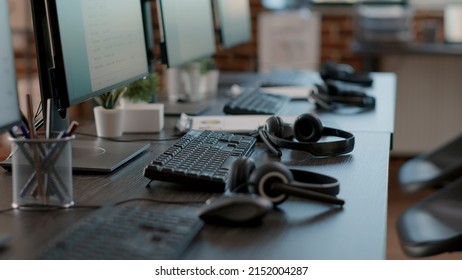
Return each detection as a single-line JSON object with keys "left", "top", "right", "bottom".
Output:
{"left": 386, "top": 157, "right": 462, "bottom": 260}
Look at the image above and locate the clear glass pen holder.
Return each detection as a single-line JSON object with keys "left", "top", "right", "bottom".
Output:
{"left": 10, "top": 135, "right": 75, "bottom": 208}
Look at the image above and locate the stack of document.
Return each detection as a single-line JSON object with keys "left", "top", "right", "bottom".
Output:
{"left": 176, "top": 113, "right": 297, "bottom": 134}
{"left": 355, "top": 4, "right": 414, "bottom": 43}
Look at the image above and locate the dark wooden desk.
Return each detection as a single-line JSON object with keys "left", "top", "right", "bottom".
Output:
{"left": 217, "top": 72, "right": 396, "bottom": 135}
{"left": 204, "top": 71, "right": 396, "bottom": 151}
{"left": 0, "top": 72, "right": 395, "bottom": 260}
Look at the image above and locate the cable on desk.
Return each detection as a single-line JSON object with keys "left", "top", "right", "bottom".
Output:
{"left": 113, "top": 197, "right": 207, "bottom": 205}
{"left": 0, "top": 197, "right": 207, "bottom": 213}
{"left": 75, "top": 132, "right": 181, "bottom": 142}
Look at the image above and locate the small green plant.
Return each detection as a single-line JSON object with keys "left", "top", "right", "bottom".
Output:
{"left": 94, "top": 87, "right": 127, "bottom": 109}
{"left": 181, "top": 57, "right": 216, "bottom": 75}
{"left": 198, "top": 57, "right": 216, "bottom": 75}
{"left": 123, "top": 72, "right": 159, "bottom": 103}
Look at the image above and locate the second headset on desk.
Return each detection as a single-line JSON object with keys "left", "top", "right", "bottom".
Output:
{"left": 228, "top": 157, "right": 345, "bottom": 206}
{"left": 309, "top": 80, "right": 376, "bottom": 112}
{"left": 258, "top": 113, "right": 355, "bottom": 158}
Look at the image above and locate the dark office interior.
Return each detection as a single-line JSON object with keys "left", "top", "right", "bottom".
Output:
{"left": 1, "top": 0, "right": 462, "bottom": 260}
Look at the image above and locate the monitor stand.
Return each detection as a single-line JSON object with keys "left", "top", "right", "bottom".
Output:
{"left": 0, "top": 139, "right": 150, "bottom": 174}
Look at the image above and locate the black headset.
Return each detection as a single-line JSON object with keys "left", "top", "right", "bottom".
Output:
{"left": 309, "top": 81, "right": 376, "bottom": 112}
{"left": 259, "top": 113, "right": 355, "bottom": 157}
{"left": 228, "top": 157, "right": 344, "bottom": 206}
{"left": 319, "top": 60, "right": 373, "bottom": 86}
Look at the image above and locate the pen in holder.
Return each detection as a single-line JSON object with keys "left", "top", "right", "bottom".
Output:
{"left": 10, "top": 134, "right": 75, "bottom": 208}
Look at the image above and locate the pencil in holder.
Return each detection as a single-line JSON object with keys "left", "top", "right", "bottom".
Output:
{"left": 10, "top": 135, "right": 75, "bottom": 208}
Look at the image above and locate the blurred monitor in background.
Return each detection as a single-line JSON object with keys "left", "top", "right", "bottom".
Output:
{"left": 213, "top": 0, "right": 252, "bottom": 49}
{"left": 445, "top": 4, "right": 462, "bottom": 43}
{"left": 157, "top": 0, "right": 216, "bottom": 67}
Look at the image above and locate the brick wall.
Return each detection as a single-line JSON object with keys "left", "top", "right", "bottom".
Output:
{"left": 320, "top": 13, "right": 362, "bottom": 69}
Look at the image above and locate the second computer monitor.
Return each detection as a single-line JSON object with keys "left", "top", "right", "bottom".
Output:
{"left": 158, "top": 0, "right": 216, "bottom": 67}
{"left": 213, "top": 0, "right": 252, "bottom": 49}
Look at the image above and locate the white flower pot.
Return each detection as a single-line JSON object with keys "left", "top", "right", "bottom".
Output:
{"left": 205, "top": 69, "right": 219, "bottom": 98}
{"left": 165, "top": 68, "right": 187, "bottom": 102}
{"left": 181, "top": 63, "right": 207, "bottom": 102}
{"left": 93, "top": 106, "right": 124, "bottom": 138}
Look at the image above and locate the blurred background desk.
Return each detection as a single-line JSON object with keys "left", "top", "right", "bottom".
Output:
{"left": 352, "top": 40, "right": 462, "bottom": 155}
{"left": 214, "top": 71, "right": 396, "bottom": 139}
{"left": 352, "top": 40, "right": 462, "bottom": 70}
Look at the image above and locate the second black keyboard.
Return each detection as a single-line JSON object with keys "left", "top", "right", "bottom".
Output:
{"left": 144, "top": 130, "right": 256, "bottom": 192}
{"left": 260, "top": 69, "right": 319, "bottom": 87}
{"left": 223, "top": 87, "right": 291, "bottom": 115}
{"left": 37, "top": 206, "right": 203, "bottom": 260}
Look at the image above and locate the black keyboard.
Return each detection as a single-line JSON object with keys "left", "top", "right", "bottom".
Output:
{"left": 260, "top": 70, "right": 319, "bottom": 87}
{"left": 37, "top": 206, "right": 203, "bottom": 260}
{"left": 144, "top": 130, "right": 256, "bottom": 192}
{"left": 223, "top": 87, "right": 291, "bottom": 115}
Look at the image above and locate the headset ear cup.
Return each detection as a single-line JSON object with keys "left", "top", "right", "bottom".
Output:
{"left": 265, "top": 116, "right": 293, "bottom": 139}
{"left": 248, "top": 162, "right": 293, "bottom": 205}
{"left": 228, "top": 157, "right": 256, "bottom": 193}
{"left": 293, "top": 113, "right": 323, "bottom": 142}
{"left": 264, "top": 116, "right": 281, "bottom": 135}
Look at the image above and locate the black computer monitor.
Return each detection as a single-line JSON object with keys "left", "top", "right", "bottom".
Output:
{"left": 0, "top": 0, "right": 22, "bottom": 133}
{"left": 157, "top": 0, "right": 216, "bottom": 67}
{"left": 38, "top": 0, "right": 148, "bottom": 112}
{"left": 212, "top": 0, "right": 252, "bottom": 49}
{"left": 30, "top": 0, "right": 150, "bottom": 172}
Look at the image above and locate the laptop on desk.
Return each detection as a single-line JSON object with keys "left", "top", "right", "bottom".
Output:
{"left": 0, "top": 140, "right": 150, "bottom": 173}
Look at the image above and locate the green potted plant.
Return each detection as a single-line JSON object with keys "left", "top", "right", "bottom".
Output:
{"left": 94, "top": 87, "right": 126, "bottom": 109}
{"left": 119, "top": 73, "right": 165, "bottom": 133}
{"left": 93, "top": 87, "right": 127, "bottom": 138}
{"left": 179, "top": 57, "right": 218, "bottom": 102}
{"left": 122, "top": 72, "right": 159, "bottom": 105}
{"left": 198, "top": 57, "right": 216, "bottom": 75}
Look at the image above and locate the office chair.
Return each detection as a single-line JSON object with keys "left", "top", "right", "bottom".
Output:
{"left": 397, "top": 176, "right": 462, "bottom": 257}
{"left": 399, "top": 133, "right": 462, "bottom": 193}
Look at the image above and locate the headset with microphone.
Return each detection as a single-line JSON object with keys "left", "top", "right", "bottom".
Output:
{"left": 259, "top": 113, "right": 355, "bottom": 157}
{"left": 228, "top": 157, "right": 345, "bottom": 206}
{"left": 309, "top": 81, "right": 376, "bottom": 112}
{"left": 319, "top": 60, "right": 373, "bottom": 86}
